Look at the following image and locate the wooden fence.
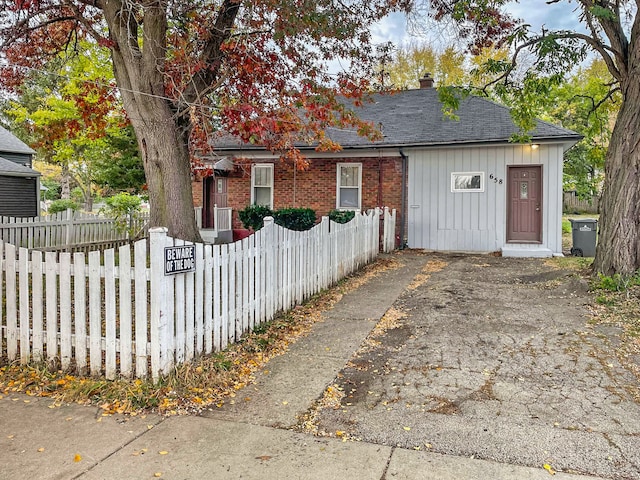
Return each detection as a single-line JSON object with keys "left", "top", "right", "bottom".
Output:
{"left": 1, "top": 209, "right": 393, "bottom": 381}
{"left": 563, "top": 192, "right": 599, "bottom": 214}
{"left": 0, "top": 209, "right": 150, "bottom": 251}
{"left": 382, "top": 207, "right": 396, "bottom": 253}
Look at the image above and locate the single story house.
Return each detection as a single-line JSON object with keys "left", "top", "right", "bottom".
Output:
{"left": 0, "top": 125, "right": 40, "bottom": 217}
{"left": 193, "top": 75, "right": 581, "bottom": 257}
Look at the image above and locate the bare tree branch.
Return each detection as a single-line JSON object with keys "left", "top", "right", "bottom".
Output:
{"left": 577, "top": 0, "right": 629, "bottom": 70}
{"left": 572, "top": 86, "right": 621, "bottom": 114}
{"left": 180, "top": 0, "right": 241, "bottom": 106}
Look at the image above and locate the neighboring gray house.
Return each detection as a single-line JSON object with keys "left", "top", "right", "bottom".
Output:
{"left": 0, "top": 125, "right": 40, "bottom": 217}
{"left": 207, "top": 75, "right": 581, "bottom": 257}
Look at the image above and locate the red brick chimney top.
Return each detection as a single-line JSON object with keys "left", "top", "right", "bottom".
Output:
{"left": 419, "top": 73, "right": 434, "bottom": 89}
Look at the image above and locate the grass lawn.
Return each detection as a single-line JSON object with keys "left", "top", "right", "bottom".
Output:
{"left": 562, "top": 213, "right": 600, "bottom": 254}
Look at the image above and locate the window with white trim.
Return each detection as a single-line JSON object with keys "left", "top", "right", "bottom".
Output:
{"left": 337, "top": 163, "right": 362, "bottom": 210}
{"left": 251, "top": 164, "right": 274, "bottom": 208}
{"left": 451, "top": 172, "right": 484, "bottom": 192}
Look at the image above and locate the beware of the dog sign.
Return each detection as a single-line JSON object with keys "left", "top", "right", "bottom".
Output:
{"left": 164, "top": 245, "right": 196, "bottom": 275}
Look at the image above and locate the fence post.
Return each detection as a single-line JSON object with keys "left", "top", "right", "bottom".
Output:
{"left": 149, "top": 227, "right": 169, "bottom": 382}
{"left": 383, "top": 207, "right": 389, "bottom": 253}
{"left": 64, "top": 208, "right": 74, "bottom": 246}
{"left": 320, "top": 217, "right": 329, "bottom": 289}
{"left": 390, "top": 208, "right": 397, "bottom": 252}
{"left": 194, "top": 207, "right": 203, "bottom": 229}
{"left": 263, "top": 216, "right": 275, "bottom": 320}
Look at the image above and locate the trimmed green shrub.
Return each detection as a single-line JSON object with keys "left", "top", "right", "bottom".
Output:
{"left": 40, "top": 177, "right": 61, "bottom": 201}
{"left": 100, "top": 192, "right": 143, "bottom": 238}
{"left": 273, "top": 208, "right": 316, "bottom": 231}
{"left": 238, "top": 204, "right": 273, "bottom": 231}
{"left": 328, "top": 209, "right": 355, "bottom": 224}
{"left": 70, "top": 186, "right": 85, "bottom": 204}
{"left": 48, "top": 199, "right": 80, "bottom": 214}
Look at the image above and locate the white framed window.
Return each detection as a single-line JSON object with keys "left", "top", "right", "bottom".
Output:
{"left": 451, "top": 172, "right": 484, "bottom": 192}
{"left": 251, "top": 163, "right": 274, "bottom": 208}
{"left": 337, "top": 163, "right": 362, "bottom": 210}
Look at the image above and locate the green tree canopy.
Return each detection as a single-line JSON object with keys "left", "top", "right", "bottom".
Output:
{"left": 543, "top": 59, "right": 619, "bottom": 199}
{"left": 4, "top": 41, "right": 144, "bottom": 207}
{"left": 0, "top": 0, "right": 413, "bottom": 241}
{"left": 418, "top": 1, "right": 639, "bottom": 275}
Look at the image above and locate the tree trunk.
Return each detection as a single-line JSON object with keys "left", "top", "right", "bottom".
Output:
{"left": 593, "top": 76, "right": 640, "bottom": 276}
{"left": 60, "top": 162, "right": 71, "bottom": 199}
{"left": 84, "top": 190, "right": 93, "bottom": 212}
{"left": 131, "top": 116, "right": 201, "bottom": 242}
{"left": 102, "top": 1, "right": 201, "bottom": 243}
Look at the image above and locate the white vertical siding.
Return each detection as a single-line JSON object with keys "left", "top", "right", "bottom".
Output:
{"left": 545, "top": 144, "right": 564, "bottom": 254}
{"left": 407, "top": 144, "right": 563, "bottom": 254}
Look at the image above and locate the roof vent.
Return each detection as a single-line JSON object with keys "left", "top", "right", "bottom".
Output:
{"left": 419, "top": 73, "right": 434, "bottom": 89}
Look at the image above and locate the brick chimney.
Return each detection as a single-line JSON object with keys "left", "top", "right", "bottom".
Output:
{"left": 419, "top": 73, "right": 434, "bottom": 89}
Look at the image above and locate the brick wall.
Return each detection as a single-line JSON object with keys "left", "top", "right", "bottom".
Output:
{"left": 227, "top": 171, "right": 251, "bottom": 229}
{"left": 192, "top": 178, "right": 203, "bottom": 208}
{"left": 219, "top": 156, "right": 404, "bottom": 236}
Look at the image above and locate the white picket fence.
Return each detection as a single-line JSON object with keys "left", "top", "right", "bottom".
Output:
{"left": 382, "top": 207, "right": 396, "bottom": 253}
{"left": 0, "top": 208, "right": 150, "bottom": 251}
{"left": 194, "top": 205, "right": 233, "bottom": 231}
{"left": 1, "top": 209, "right": 394, "bottom": 381}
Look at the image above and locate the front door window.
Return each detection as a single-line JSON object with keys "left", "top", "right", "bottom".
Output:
{"left": 507, "top": 166, "right": 542, "bottom": 243}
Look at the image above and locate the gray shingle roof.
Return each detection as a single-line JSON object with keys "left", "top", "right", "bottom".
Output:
{"left": 0, "top": 156, "right": 40, "bottom": 177}
{"left": 214, "top": 88, "right": 580, "bottom": 151}
{"left": 0, "top": 125, "right": 36, "bottom": 155}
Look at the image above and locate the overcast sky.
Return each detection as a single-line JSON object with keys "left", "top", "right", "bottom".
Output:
{"left": 508, "top": 0, "right": 583, "bottom": 31}
{"left": 372, "top": 1, "right": 583, "bottom": 47}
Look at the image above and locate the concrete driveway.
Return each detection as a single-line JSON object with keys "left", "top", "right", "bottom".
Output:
{"left": 3, "top": 251, "right": 637, "bottom": 479}
{"left": 313, "top": 253, "right": 640, "bottom": 479}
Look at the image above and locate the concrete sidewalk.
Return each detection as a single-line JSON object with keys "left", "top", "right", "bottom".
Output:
{"left": 0, "top": 252, "right": 605, "bottom": 479}
{"left": 0, "top": 394, "right": 601, "bottom": 479}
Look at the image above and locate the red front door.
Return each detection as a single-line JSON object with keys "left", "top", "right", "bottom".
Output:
{"left": 507, "top": 166, "right": 542, "bottom": 243}
{"left": 203, "top": 176, "right": 228, "bottom": 228}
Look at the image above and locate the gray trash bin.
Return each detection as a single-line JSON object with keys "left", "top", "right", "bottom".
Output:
{"left": 569, "top": 218, "right": 598, "bottom": 257}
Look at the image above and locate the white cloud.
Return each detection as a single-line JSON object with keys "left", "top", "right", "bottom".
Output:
{"left": 371, "top": 12, "right": 408, "bottom": 45}
{"left": 508, "top": 0, "right": 583, "bottom": 32}
{"left": 372, "top": 1, "right": 586, "bottom": 49}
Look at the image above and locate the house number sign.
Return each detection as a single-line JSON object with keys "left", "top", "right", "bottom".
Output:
{"left": 164, "top": 245, "right": 196, "bottom": 275}
{"left": 489, "top": 173, "right": 503, "bottom": 184}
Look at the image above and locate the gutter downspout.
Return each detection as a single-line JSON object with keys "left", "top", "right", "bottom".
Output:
{"left": 377, "top": 154, "right": 383, "bottom": 207}
{"left": 399, "top": 149, "right": 408, "bottom": 249}
{"left": 35, "top": 174, "right": 42, "bottom": 217}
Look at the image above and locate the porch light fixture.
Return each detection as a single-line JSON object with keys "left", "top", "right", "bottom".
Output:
{"left": 531, "top": 143, "right": 540, "bottom": 150}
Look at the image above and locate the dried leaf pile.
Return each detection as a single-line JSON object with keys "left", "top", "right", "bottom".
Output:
{"left": 0, "top": 255, "right": 401, "bottom": 416}
{"left": 406, "top": 259, "right": 448, "bottom": 290}
{"left": 588, "top": 284, "right": 640, "bottom": 390}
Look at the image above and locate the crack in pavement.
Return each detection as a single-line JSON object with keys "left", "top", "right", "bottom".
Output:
{"left": 312, "top": 254, "right": 640, "bottom": 479}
